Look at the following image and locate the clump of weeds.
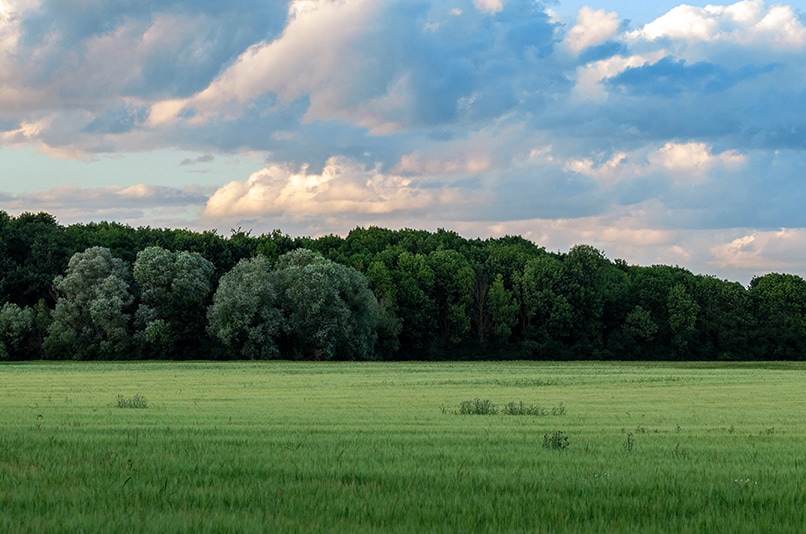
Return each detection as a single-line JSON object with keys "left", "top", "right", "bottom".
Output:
{"left": 624, "top": 432, "right": 634, "bottom": 452}
{"left": 115, "top": 394, "right": 148, "bottom": 409}
{"left": 543, "top": 430, "right": 569, "bottom": 450}
{"left": 450, "top": 399, "right": 566, "bottom": 416}
{"left": 502, "top": 401, "right": 546, "bottom": 416}
{"left": 458, "top": 398, "right": 497, "bottom": 415}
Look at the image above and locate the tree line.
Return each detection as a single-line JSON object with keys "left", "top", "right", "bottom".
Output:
{"left": 1, "top": 210, "right": 805, "bottom": 361}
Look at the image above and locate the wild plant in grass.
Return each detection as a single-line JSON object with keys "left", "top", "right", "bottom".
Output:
{"left": 502, "top": 401, "right": 546, "bottom": 416}
{"left": 458, "top": 398, "right": 497, "bottom": 415}
{"left": 453, "top": 399, "right": 566, "bottom": 416}
{"left": 115, "top": 394, "right": 148, "bottom": 409}
{"left": 542, "top": 430, "right": 569, "bottom": 450}
{"left": 624, "top": 432, "right": 634, "bottom": 452}
{"left": 551, "top": 402, "right": 566, "bottom": 416}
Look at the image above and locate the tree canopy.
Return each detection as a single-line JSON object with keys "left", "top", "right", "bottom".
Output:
{"left": 1, "top": 210, "right": 805, "bottom": 361}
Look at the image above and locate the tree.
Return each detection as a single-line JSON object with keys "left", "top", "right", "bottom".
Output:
{"left": 390, "top": 252, "right": 437, "bottom": 358}
{"left": 427, "top": 250, "right": 475, "bottom": 346}
{"left": 365, "top": 260, "right": 402, "bottom": 356}
{"left": 0, "top": 303, "right": 35, "bottom": 360}
{"left": 44, "top": 247, "right": 134, "bottom": 360}
{"left": 562, "top": 244, "right": 610, "bottom": 356}
{"left": 693, "top": 276, "right": 751, "bottom": 360}
{"left": 518, "top": 254, "right": 572, "bottom": 356}
{"left": 623, "top": 305, "right": 658, "bottom": 352}
{"left": 274, "top": 249, "right": 382, "bottom": 360}
{"left": 133, "top": 246, "right": 216, "bottom": 358}
{"left": 667, "top": 284, "right": 700, "bottom": 357}
{"left": 3, "top": 212, "right": 74, "bottom": 307}
{"left": 748, "top": 273, "right": 806, "bottom": 360}
{"left": 487, "top": 274, "right": 519, "bottom": 342}
{"left": 208, "top": 255, "right": 283, "bottom": 359}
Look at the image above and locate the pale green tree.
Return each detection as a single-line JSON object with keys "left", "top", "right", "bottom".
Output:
{"left": 44, "top": 247, "right": 134, "bottom": 360}
{"left": 275, "top": 249, "right": 382, "bottom": 360}
{"left": 207, "top": 255, "right": 283, "bottom": 359}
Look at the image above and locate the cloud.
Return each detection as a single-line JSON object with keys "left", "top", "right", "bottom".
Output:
{"left": 180, "top": 154, "right": 215, "bottom": 166}
{"left": 1, "top": 0, "right": 806, "bottom": 283}
{"left": 474, "top": 0, "right": 503, "bottom": 14}
{"left": 710, "top": 228, "right": 806, "bottom": 274}
{"left": 203, "top": 156, "right": 474, "bottom": 219}
{"left": 152, "top": 0, "right": 383, "bottom": 127}
{"left": 632, "top": 1, "right": 806, "bottom": 49}
{"left": 0, "top": 183, "right": 211, "bottom": 225}
{"left": 648, "top": 142, "right": 744, "bottom": 178}
{"left": 565, "top": 7, "right": 620, "bottom": 53}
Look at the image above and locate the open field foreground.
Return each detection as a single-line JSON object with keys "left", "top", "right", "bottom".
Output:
{"left": 1, "top": 361, "right": 805, "bottom": 533}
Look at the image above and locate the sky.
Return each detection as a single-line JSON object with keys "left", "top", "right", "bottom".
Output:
{"left": 1, "top": 0, "right": 805, "bottom": 284}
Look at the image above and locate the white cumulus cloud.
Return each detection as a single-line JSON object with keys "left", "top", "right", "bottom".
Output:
{"left": 203, "top": 156, "right": 471, "bottom": 219}
{"left": 565, "top": 7, "right": 621, "bottom": 53}
{"left": 633, "top": 0, "right": 806, "bottom": 49}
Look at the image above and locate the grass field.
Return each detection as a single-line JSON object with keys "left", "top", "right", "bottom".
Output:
{"left": 1, "top": 361, "right": 805, "bottom": 533}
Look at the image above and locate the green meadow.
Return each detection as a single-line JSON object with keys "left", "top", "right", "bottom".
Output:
{"left": 1, "top": 361, "right": 805, "bottom": 533}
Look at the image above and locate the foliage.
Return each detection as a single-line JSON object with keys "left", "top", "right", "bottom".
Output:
{"left": 115, "top": 394, "right": 148, "bottom": 408}
{"left": 487, "top": 273, "right": 519, "bottom": 342}
{"left": 748, "top": 273, "right": 806, "bottom": 359}
{"left": 274, "top": 249, "right": 382, "bottom": 360}
{"left": 3, "top": 210, "right": 806, "bottom": 361}
{"left": 43, "top": 247, "right": 134, "bottom": 360}
{"left": 453, "top": 398, "right": 565, "bottom": 416}
{"left": 458, "top": 398, "right": 498, "bottom": 415}
{"left": 207, "top": 255, "right": 283, "bottom": 360}
{"left": 542, "top": 430, "right": 569, "bottom": 450}
{"left": 0, "top": 303, "right": 35, "bottom": 360}
{"left": 133, "top": 246, "right": 216, "bottom": 359}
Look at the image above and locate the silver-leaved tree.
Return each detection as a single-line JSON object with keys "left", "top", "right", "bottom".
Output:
{"left": 209, "top": 249, "right": 383, "bottom": 360}
{"left": 207, "top": 255, "right": 283, "bottom": 360}
{"left": 44, "top": 247, "right": 134, "bottom": 360}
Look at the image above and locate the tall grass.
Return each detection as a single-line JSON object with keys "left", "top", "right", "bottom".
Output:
{"left": 1, "top": 361, "right": 805, "bottom": 532}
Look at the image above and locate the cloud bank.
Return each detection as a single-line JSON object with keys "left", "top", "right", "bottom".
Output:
{"left": 1, "top": 0, "right": 805, "bottom": 283}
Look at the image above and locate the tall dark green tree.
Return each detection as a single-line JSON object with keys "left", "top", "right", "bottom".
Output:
{"left": 391, "top": 252, "right": 437, "bottom": 358}
{"left": 748, "top": 273, "right": 806, "bottom": 360}
{"left": 427, "top": 250, "right": 475, "bottom": 347}
{"left": 3, "top": 212, "right": 74, "bottom": 307}
{"left": 692, "top": 276, "right": 751, "bottom": 360}
{"left": 667, "top": 284, "right": 700, "bottom": 357}
{"left": 518, "top": 254, "right": 572, "bottom": 357}
{"left": 132, "top": 246, "right": 216, "bottom": 359}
